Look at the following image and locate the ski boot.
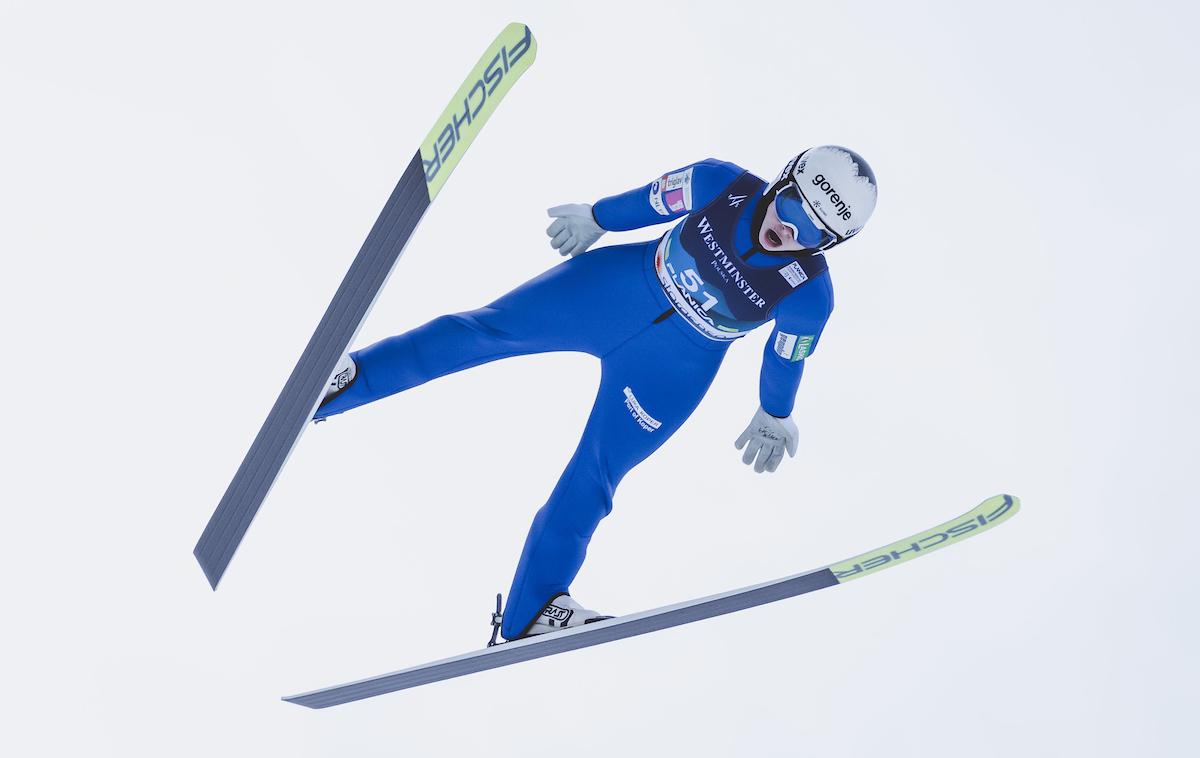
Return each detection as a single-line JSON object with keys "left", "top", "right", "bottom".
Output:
{"left": 313, "top": 354, "right": 357, "bottom": 422}
{"left": 488, "top": 592, "right": 613, "bottom": 646}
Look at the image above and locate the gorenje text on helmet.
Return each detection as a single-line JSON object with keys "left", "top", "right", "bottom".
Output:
{"left": 810, "top": 173, "right": 854, "bottom": 222}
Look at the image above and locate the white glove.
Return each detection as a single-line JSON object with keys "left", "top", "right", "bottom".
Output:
{"left": 734, "top": 406, "right": 798, "bottom": 473}
{"left": 546, "top": 203, "right": 605, "bottom": 257}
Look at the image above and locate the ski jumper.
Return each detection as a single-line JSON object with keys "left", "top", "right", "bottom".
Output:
{"left": 314, "top": 159, "right": 835, "bottom": 639}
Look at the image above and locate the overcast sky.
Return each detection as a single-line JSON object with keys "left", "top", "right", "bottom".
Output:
{"left": 2, "top": 1, "right": 1197, "bottom": 756}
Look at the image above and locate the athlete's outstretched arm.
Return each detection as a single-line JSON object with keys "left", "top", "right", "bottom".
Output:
{"left": 545, "top": 159, "right": 745, "bottom": 256}
{"left": 591, "top": 158, "right": 743, "bottom": 231}
{"left": 759, "top": 272, "right": 834, "bottom": 417}
{"left": 736, "top": 273, "right": 834, "bottom": 473}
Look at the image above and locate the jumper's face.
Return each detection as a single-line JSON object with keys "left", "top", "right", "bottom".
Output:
{"left": 759, "top": 187, "right": 835, "bottom": 253}
{"left": 758, "top": 198, "right": 806, "bottom": 252}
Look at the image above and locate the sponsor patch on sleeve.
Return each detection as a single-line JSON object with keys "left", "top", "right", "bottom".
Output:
{"left": 773, "top": 331, "right": 815, "bottom": 361}
{"left": 648, "top": 167, "right": 694, "bottom": 216}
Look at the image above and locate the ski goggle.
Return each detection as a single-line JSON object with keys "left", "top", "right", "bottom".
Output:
{"left": 774, "top": 184, "right": 837, "bottom": 252}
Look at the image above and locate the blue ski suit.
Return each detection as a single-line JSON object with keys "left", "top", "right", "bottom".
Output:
{"left": 315, "top": 159, "right": 835, "bottom": 639}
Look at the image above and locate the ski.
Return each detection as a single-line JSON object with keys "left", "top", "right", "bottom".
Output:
{"left": 194, "top": 23, "right": 538, "bottom": 589}
{"left": 283, "top": 494, "right": 1020, "bottom": 708}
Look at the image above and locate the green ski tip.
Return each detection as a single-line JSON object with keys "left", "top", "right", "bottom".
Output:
{"left": 831, "top": 494, "right": 1020, "bottom": 582}
{"left": 420, "top": 22, "right": 538, "bottom": 201}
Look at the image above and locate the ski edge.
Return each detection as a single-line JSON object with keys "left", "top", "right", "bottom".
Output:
{"left": 282, "top": 494, "right": 1020, "bottom": 708}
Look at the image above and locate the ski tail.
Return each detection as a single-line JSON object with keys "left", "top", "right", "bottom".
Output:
{"left": 282, "top": 495, "right": 1020, "bottom": 708}
{"left": 193, "top": 23, "right": 537, "bottom": 590}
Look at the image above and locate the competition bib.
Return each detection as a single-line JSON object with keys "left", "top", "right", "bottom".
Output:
{"left": 654, "top": 172, "right": 827, "bottom": 341}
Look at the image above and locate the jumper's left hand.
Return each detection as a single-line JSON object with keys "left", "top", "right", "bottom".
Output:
{"left": 734, "top": 406, "right": 798, "bottom": 473}
{"left": 546, "top": 203, "right": 605, "bottom": 257}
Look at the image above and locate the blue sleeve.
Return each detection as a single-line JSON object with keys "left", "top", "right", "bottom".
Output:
{"left": 758, "top": 271, "right": 834, "bottom": 417}
{"left": 591, "top": 159, "right": 744, "bottom": 232}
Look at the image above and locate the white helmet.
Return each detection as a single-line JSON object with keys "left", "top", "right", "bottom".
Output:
{"left": 770, "top": 145, "right": 878, "bottom": 251}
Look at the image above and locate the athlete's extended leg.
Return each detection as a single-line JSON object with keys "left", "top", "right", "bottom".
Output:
{"left": 500, "top": 320, "right": 728, "bottom": 639}
{"left": 315, "top": 242, "right": 663, "bottom": 419}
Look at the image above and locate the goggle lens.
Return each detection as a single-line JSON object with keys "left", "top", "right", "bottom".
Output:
{"left": 775, "top": 186, "right": 835, "bottom": 250}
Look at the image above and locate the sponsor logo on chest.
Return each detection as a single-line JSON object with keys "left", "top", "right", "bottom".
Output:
{"left": 695, "top": 216, "right": 766, "bottom": 309}
{"left": 778, "top": 260, "right": 808, "bottom": 288}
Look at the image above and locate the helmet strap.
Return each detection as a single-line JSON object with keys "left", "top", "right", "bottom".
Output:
{"left": 750, "top": 191, "right": 772, "bottom": 244}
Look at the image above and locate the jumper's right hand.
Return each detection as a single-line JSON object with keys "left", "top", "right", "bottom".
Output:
{"left": 546, "top": 203, "right": 605, "bottom": 257}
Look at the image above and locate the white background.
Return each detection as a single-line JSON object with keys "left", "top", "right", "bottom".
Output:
{"left": 2, "top": 1, "right": 1197, "bottom": 755}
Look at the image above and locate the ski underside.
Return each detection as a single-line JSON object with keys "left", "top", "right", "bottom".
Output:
{"left": 193, "top": 23, "right": 538, "bottom": 590}
{"left": 284, "top": 494, "right": 1020, "bottom": 708}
